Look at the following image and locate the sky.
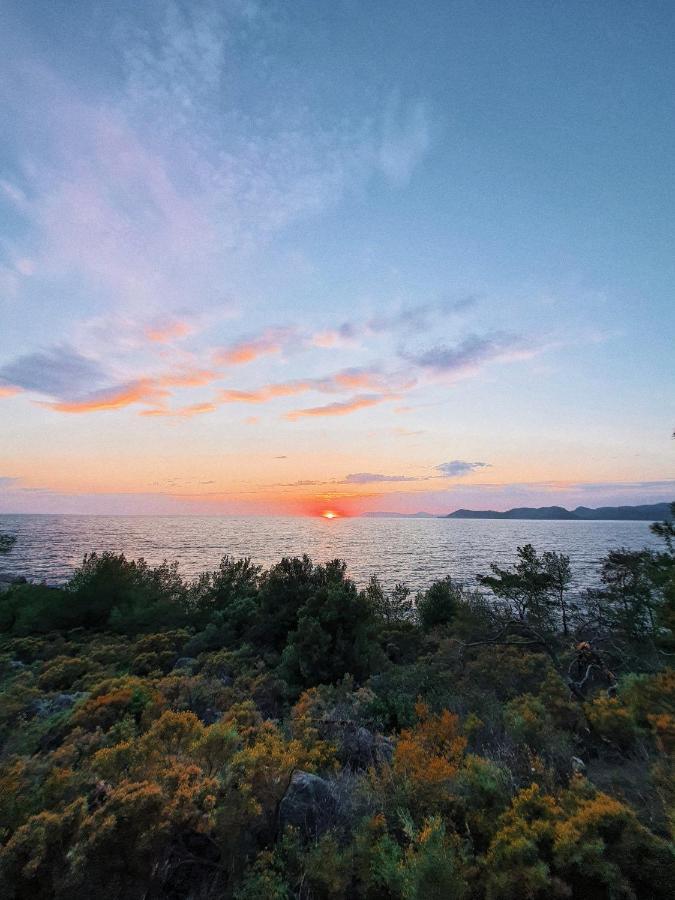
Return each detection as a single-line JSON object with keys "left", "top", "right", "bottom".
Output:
{"left": 0, "top": 0, "right": 673, "bottom": 517}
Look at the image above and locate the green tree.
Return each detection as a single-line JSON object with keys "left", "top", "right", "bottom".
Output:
{"left": 416, "top": 577, "right": 464, "bottom": 632}
{"left": 188, "top": 555, "right": 261, "bottom": 636}
{"left": 281, "top": 560, "right": 380, "bottom": 687}
{"left": 478, "top": 544, "right": 556, "bottom": 630}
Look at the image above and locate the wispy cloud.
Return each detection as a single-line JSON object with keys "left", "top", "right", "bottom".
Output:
{"left": 342, "top": 472, "right": 421, "bottom": 484}
{"left": 0, "top": 346, "right": 106, "bottom": 398}
{"left": 435, "top": 460, "right": 492, "bottom": 477}
{"left": 44, "top": 379, "right": 167, "bottom": 414}
{"left": 214, "top": 328, "right": 297, "bottom": 365}
{"left": 145, "top": 319, "right": 194, "bottom": 343}
{"left": 402, "top": 332, "right": 539, "bottom": 378}
{"left": 284, "top": 393, "right": 394, "bottom": 420}
{"left": 140, "top": 401, "right": 217, "bottom": 418}
{"left": 378, "top": 94, "right": 431, "bottom": 186}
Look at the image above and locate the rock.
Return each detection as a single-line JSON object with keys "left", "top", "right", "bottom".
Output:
{"left": 332, "top": 724, "right": 393, "bottom": 770}
{"left": 173, "top": 657, "right": 198, "bottom": 672}
{"left": 374, "top": 734, "right": 394, "bottom": 766}
{"left": 9, "top": 660, "right": 26, "bottom": 670}
{"left": 341, "top": 725, "right": 376, "bottom": 769}
{"left": 280, "top": 771, "right": 336, "bottom": 837}
{"left": 29, "top": 692, "right": 86, "bottom": 719}
{"left": 571, "top": 756, "right": 586, "bottom": 774}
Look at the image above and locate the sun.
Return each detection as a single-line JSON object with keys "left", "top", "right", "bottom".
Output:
{"left": 320, "top": 510, "right": 339, "bottom": 519}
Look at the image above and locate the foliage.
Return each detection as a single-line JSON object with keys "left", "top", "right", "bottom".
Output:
{"left": 0, "top": 519, "right": 673, "bottom": 898}
{"left": 416, "top": 576, "right": 464, "bottom": 631}
{"left": 477, "top": 543, "right": 559, "bottom": 630}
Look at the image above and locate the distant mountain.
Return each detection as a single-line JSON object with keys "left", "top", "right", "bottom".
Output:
{"left": 361, "top": 511, "right": 436, "bottom": 518}
{"left": 445, "top": 502, "right": 673, "bottom": 521}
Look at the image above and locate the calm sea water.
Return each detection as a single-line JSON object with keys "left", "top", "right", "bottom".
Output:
{"left": 0, "top": 514, "right": 663, "bottom": 593}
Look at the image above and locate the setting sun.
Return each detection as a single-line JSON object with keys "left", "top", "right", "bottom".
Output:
{"left": 321, "top": 510, "right": 339, "bottom": 519}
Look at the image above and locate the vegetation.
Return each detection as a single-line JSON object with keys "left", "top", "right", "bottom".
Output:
{"left": 0, "top": 507, "right": 673, "bottom": 898}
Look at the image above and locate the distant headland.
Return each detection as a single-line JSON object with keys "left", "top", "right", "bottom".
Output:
{"left": 363, "top": 502, "right": 673, "bottom": 521}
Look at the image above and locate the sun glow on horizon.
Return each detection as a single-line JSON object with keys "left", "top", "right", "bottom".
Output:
{"left": 321, "top": 510, "right": 339, "bottom": 519}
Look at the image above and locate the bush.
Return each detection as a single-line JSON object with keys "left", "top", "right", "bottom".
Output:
{"left": 416, "top": 577, "right": 464, "bottom": 632}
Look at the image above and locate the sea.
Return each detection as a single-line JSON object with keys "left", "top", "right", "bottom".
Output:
{"left": 0, "top": 514, "right": 664, "bottom": 594}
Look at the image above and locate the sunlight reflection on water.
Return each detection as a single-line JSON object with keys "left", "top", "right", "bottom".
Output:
{"left": 0, "top": 514, "right": 661, "bottom": 593}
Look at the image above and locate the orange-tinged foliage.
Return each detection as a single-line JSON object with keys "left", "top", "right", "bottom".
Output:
{"left": 584, "top": 695, "right": 641, "bottom": 750}
{"left": 648, "top": 713, "right": 675, "bottom": 753}
{"left": 392, "top": 703, "right": 467, "bottom": 807}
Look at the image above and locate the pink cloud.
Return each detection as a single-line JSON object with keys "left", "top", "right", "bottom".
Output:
{"left": 145, "top": 319, "right": 194, "bottom": 343}
{"left": 284, "top": 393, "right": 394, "bottom": 420}
{"left": 44, "top": 379, "right": 168, "bottom": 413}
{"left": 214, "top": 328, "right": 296, "bottom": 365}
{"left": 0, "top": 386, "right": 21, "bottom": 398}
{"left": 140, "top": 401, "right": 217, "bottom": 418}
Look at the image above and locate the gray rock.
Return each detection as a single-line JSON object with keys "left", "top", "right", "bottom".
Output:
{"left": 341, "top": 725, "right": 376, "bottom": 769}
{"left": 374, "top": 734, "right": 394, "bottom": 766}
{"left": 9, "top": 660, "right": 26, "bottom": 670}
{"left": 29, "top": 692, "right": 85, "bottom": 719}
{"left": 331, "top": 723, "right": 393, "bottom": 770}
{"left": 173, "top": 657, "right": 198, "bottom": 672}
{"left": 279, "top": 771, "right": 336, "bottom": 837}
{"left": 571, "top": 756, "right": 586, "bottom": 774}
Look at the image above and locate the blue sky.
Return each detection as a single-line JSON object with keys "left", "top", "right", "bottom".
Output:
{"left": 0, "top": 0, "right": 673, "bottom": 515}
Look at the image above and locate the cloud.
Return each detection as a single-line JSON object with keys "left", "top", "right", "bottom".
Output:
{"left": 44, "top": 379, "right": 168, "bottom": 413}
{"left": 216, "top": 367, "right": 404, "bottom": 407}
{"left": 0, "top": 346, "right": 107, "bottom": 398}
{"left": 145, "top": 319, "right": 194, "bottom": 343}
{"left": 311, "top": 322, "right": 360, "bottom": 348}
{"left": 342, "top": 472, "right": 421, "bottom": 484}
{"left": 284, "top": 394, "right": 393, "bottom": 420}
{"left": 214, "top": 327, "right": 298, "bottom": 365}
{"left": 219, "top": 383, "right": 306, "bottom": 404}
{"left": 368, "top": 296, "right": 476, "bottom": 335}
{"left": 140, "top": 401, "right": 217, "bottom": 418}
{"left": 0, "top": 343, "right": 220, "bottom": 413}
{"left": 158, "top": 368, "right": 219, "bottom": 388}
{"left": 435, "top": 460, "right": 492, "bottom": 478}
{"left": 2, "top": 5, "right": 422, "bottom": 335}
{"left": 309, "top": 296, "right": 475, "bottom": 350}
{"left": 403, "top": 333, "right": 537, "bottom": 378}
{"left": 378, "top": 95, "right": 431, "bottom": 186}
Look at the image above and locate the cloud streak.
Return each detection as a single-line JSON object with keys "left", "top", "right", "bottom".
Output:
{"left": 435, "top": 460, "right": 492, "bottom": 477}
{"left": 342, "top": 472, "right": 421, "bottom": 484}
{"left": 401, "top": 333, "right": 541, "bottom": 377}
{"left": 214, "top": 328, "right": 297, "bottom": 365}
{"left": 284, "top": 394, "right": 394, "bottom": 420}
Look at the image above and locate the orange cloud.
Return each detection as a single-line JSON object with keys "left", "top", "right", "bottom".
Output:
{"left": 145, "top": 320, "right": 193, "bottom": 343}
{"left": 46, "top": 379, "right": 168, "bottom": 413}
{"left": 158, "top": 368, "right": 219, "bottom": 388}
{"left": 284, "top": 393, "right": 393, "bottom": 420}
{"left": 0, "top": 386, "right": 21, "bottom": 398}
{"left": 140, "top": 401, "right": 217, "bottom": 418}
{"left": 219, "top": 382, "right": 308, "bottom": 403}
{"left": 44, "top": 365, "right": 219, "bottom": 415}
{"left": 214, "top": 328, "right": 293, "bottom": 365}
